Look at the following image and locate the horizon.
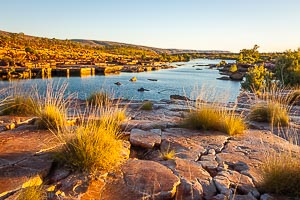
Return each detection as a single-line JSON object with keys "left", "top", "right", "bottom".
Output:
{"left": 1, "top": 0, "right": 300, "bottom": 53}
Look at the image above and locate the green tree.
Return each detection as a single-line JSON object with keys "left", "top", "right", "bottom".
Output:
{"left": 275, "top": 49, "right": 300, "bottom": 86}
{"left": 241, "top": 64, "right": 272, "bottom": 93}
{"left": 237, "top": 44, "right": 260, "bottom": 64}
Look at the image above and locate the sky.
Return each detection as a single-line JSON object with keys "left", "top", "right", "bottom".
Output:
{"left": 1, "top": 0, "right": 300, "bottom": 52}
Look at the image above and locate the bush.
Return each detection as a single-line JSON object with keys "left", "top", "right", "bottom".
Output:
{"left": 57, "top": 108, "right": 125, "bottom": 173}
{"left": 248, "top": 102, "right": 289, "bottom": 126}
{"left": 275, "top": 49, "right": 300, "bottom": 86}
{"left": 87, "top": 91, "right": 110, "bottom": 106}
{"left": 241, "top": 64, "right": 272, "bottom": 93}
{"left": 141, "top": 101, "right": 153, "bottom": 110}
{"left": 183, "top": 104, "right": 246, "bottom": 136}
{"left": 229, "top": 64, "right": 238, "bottom": 73}
{"left": 1, "top": 95, "right": 35, "bottom": 116}
{"left": 260, "top": 154, "right": 300, "bottom": 197}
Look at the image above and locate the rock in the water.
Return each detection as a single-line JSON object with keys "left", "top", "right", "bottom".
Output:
{"left": 230, "top": 72, "right": 244, "bottom": 81}
{"left": 148, "top": 78, "right": 158, "bottom": 81}
{"left": 129, "top": 76, "right": 137, "bottom": 81}
{"left": 114, "top": 81, "right": 122, "bottom": 86}
{"left": 130, "top": 128, "right": 161, "bottom": 149}
{"left": 137, "top": 87, "right": 149, "bottom": 92}
{"left": 170, "top": 95, "right": 190, "bottom": 101}
{"left": 217, "top": 76, "right": 231, "bottom": 80}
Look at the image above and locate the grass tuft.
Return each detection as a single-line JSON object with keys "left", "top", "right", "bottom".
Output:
{"left": 35, "top": 104, "right": 67, "bottom": 131}
{"left": 260, "top": 153, "right": 300, "bottom": 197}
{"left": 56, "top": 105, "right": 127, "bottom": 174}
{"left": 249, "top": 102, "right": 289, "bottom": 126}
{"left": 87, "top": 91, "right": 110, "bottom": 106}
{"left": 160, "top": 149, "right": 175, "bottom": 160}
{"left": 141, "top": 101, "right": 153, "bottom": 111}
{"left": 183, "top": 104, "right": 246, "bottom": 136}
{"left": 1, "top": 95, "right": 35, "bottom": 116}
{"left": 17, "top": 186, "right": 46, "bottom": 200}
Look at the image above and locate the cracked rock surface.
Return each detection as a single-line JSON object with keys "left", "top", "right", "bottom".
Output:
{"left": 1, "top": 100, "right": 300, "bottom": 199}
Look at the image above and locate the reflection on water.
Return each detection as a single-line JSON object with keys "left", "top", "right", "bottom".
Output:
{"left": 0, "top": 59, "right": 240, "bottom": 102}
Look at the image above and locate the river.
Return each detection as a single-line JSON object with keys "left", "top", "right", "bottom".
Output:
{"left": 0, "top": 59, "right": 241, "bottom": 102}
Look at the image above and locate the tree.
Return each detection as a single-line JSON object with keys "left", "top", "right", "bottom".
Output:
{"left": 275, "top": 49, "right": 300, "bottom": 86}
{"left": 241, "top": 64, "right": 272, "bottom": 93}
{"left": 237, "top": 44, "right": 260, "bottom": 64}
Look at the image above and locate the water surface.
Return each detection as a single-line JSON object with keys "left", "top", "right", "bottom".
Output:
{"left": 0, "top": 59, "right": 240, "bottom": 102}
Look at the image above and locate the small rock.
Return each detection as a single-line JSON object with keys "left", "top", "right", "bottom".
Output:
{"left": 5, "top": 123, "right": 16, "bottom": 130}
{"left": 213, "top": 176, "right": 231, "bottom": 196}
{"left": 211, "top": 193, "right": 227, "bottom": 200}
{"left": 170, "top": 95, "right": 190, "bottom": 101}
{"left": 260, "top": 193, "right": 274, "bottom": 200}
{"left": 129, "top": 76, "right": 137, "bottom": 81}
{"left": 114, "top": 82, "right": 122, "bottom": 85}
{"left": 148, "top": 78, "right": 158, "bottom": 81}
{"left": 137, "top": 87, "right": 149, "bottom": 92}
{"left": 130, "top": 129, "right": 161, "bottom": 149}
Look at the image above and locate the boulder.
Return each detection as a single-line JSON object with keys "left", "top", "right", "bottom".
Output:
{"left": 0, "top": 129, "right": 59, "bottom": 198}
{"left": 230, "top": 72, "right": 244, "bottom": 81}
{"left": 130, "top": 128, "right": 162, "bottom": 149}
{"left": 100, "top": 159, "right": 180, "bottom": 200}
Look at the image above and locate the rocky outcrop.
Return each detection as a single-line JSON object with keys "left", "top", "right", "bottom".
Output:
{"left": 0, "top": 128, "right": 60, "bottom": 198}
{"left": 1, "top": 100, "right": 300, "bottom": 200}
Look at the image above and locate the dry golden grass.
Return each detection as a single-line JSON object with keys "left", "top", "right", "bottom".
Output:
{"left": 184, "top": 104, "right": 246, "bottom": 136}
{"left": 260, "top": 153, "right": 300, "bottom": 197}
{"left": 249, "top": 85, "right": 293, "bottom": 127}
{"left": 56, "top": 102, "right": 127, "bottom": 174}
{"left": 160, "top": 142, "right": 175, "bottom": 160}
{"left": 1, "top": 95, "right": 35, "bottom": 116}
{"left": 87, "top": 91, "right": 110, "bottom": 106}
{"left": 17, "top": 186, "right": 46, "bottom": 200}
{"left": 33, "top": 82, "right": 71, "bottom": 132}
{"left": 249, "top": 102, "right": 289, "bottom": 126}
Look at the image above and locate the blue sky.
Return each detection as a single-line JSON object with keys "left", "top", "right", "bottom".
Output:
{"left": 1, "top": 0, "right": 299, "bottom": 52}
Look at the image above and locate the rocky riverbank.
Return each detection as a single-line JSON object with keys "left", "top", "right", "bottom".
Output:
{"left": 0, "top": 96, "right": 300, "bottom": 199}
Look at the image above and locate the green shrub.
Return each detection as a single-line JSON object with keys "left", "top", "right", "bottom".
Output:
{"left": 260, "top": 154, "right": 300, "bottom": 197}
{"left": 141, "top": 101, "right": 153, "bottom": 110}
{"left": 275, "top": 49, "right": 300, "bottom": 86}
{"left": 249, "top": 102, "right": 289, "bottom": 126}
{"left": 241, "top": 64, "right": 272, "bottom": 93}
{"left": 87, "top": 91, "right": 110, "bottom": 106}
{"left": 183, "top": 104, "right": 246, "bottom": 136}
{"left": 229, "top": 64, "right": 238, "bottom": 73}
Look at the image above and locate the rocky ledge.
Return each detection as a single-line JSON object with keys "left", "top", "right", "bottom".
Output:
{"left": 0, "top": 99, "right": 300, "bottom": 200}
